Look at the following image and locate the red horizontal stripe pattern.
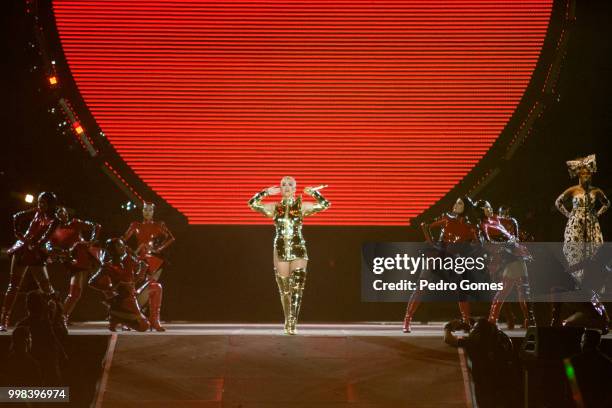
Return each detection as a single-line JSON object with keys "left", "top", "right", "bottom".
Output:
{"left": 52, "top": 0, "right": 552, "bottom": 225}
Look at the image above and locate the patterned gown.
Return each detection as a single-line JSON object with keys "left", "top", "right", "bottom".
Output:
{"left": 563, "top": 191, "right": 604, "bottom": 283}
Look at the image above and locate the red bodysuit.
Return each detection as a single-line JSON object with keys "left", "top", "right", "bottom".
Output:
{"left": 124, "top": 221, "right": 172, "bottom": 275}
{"left": 47, "top": 219, "right": 100, "bottom": 272}
{"left": 481, "top": 216, "right": 530, "bottom": 273}
{"left": 8, "top": 210, "right": 58, "bottom": 266}
{"left": 89, "top": 254, "right": 149, "bottom": 331}
{"left": 429, "top": 213, "right": 479, "bottom": 243}
{"left": 481, "top": 216, "right": 514, "bottom": 242}
{"left": 498, "top": 217, "right": 519, "bottom": 238}
{"left": 96, "top": 255, "right": 144, "bottom": 286}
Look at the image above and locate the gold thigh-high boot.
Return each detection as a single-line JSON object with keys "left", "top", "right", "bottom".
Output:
{"left": 275, "top": 272, "right": 291, "bottom": 334}
{"left": 288, "top": 268, "right": 307, "bottom": 335}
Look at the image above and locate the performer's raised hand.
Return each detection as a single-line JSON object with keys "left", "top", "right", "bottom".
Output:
{"left": 304, "top": 185, "right": 327, "bottom": 194}
{"left": 266, "top": 186, "right": 281, "bottom": 195}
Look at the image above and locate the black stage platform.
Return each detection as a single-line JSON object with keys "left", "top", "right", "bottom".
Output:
{"left": 91, "top": 323, "right": 471, "bottom": 408}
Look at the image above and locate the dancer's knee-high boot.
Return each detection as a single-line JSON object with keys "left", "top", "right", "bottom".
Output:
{"left": 275, "top": 273, "right": 291, "bottom": 334}
{"left": 550, "top": 302, "right": 563, "bottom": 327}
{"left": 550, "top": 287, "right": 564, "bottom": 327}
{"left": 518, "top": 280, "right": 536, "bottom": 328}
{"left": 0, "top": 290, "right": 17, "bottom": 332}
{"left": 288, "top": 268, "right": 307, "bottom": 335}
{"left": 110, "top": 286, "right": 149, "bottom": 332}
{"left": 63, "top": 283, "right": 83, "bottom": 322}
{"left": 488, "top": 295, "right": 504, "bottom": 325}
{"left": 402, "top": 292, "right": 421, "bottom": 333}
{"left": 503, "top": 305, "right": 516, "bottom": 330}
{"left": 1, "top": 264, "right": 25, "bottom": 331}
{"left": 458, "top": 301, "right": 472, "bottom": 332}
{"left": 148, "top": 282, "right": 165, "bottom": 332}
{"left": 489, "top": 278, "right": 512, "bottom": 325}
{"left": 590, "top": 291, "right": 610, "bottom": 334}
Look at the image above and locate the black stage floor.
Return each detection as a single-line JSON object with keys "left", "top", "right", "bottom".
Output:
{"left": 91, "top": 323, "right": 472, "bottom": 408}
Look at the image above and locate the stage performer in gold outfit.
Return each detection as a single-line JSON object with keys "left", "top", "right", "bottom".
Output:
{"left": 248, "top": 176, "right": 330, "bottom": 335}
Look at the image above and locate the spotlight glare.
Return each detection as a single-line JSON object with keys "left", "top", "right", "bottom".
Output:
{"left": 48, "top": 76, "right": 58, "bottom": 85}
{"left": 25, "top": 194, "right": 34, "bottom": 203}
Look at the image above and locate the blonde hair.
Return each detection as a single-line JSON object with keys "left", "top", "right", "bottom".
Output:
{"left": 281, "top": 176, "right": 296, "bottom": 186}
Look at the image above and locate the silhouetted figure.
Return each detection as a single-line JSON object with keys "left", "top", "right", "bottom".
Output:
{"left": 15, "top": 291, "right": 66, "bottom": 386}
{"left": 47, "top": 292, "right": 68, "bottom": 344}
{"left": 569, "top": 329, "right": 612, "bottom": 407}
{"left": 445, "top": 318, "right": 522, "bottom": 408}
{"left": 0, "top": 326, "right": 42, "bottom": 386}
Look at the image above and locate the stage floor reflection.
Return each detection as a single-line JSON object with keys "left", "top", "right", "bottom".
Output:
{"left": 59, "top": 321, "right": 541, "bottom": 337}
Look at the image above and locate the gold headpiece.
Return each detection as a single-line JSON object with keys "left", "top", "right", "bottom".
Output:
{"left": 566, "top": 154, "right": 596, "bottom": 178}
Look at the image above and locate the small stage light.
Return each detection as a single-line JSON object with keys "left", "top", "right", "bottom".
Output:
{"left": 121, "top": 201, "right": 135, "bottom": 211}
{"left": 73, "top": 122, "right": 84, "bottom": 135}
{"left": 25, "top": 194, "right": 34, "bottom": 203}
{"left": 48, "top": 75, "right": 58, "bottom": 86}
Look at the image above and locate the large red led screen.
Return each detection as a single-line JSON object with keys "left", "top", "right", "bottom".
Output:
{"left": 52, "top": 0, "right": 553, "bottom": 225}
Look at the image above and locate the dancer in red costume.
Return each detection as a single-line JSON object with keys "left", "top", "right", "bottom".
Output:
{"left": 402, "top": 197, "right": 479, "bottom": 333}
{"left": 477, "top": 200, "right": 536, "bottom": 328}
{"left": 496, "top": 205, "right": 519, "bottom": 329}
{"left": 1, "top": 192, "right": 60, "bottom": 332}
{"left": 45, "top": 207, "right": 102, "bottom": 323}
{"left": 122, "top": 202, "right": 174, "bottom": 331}
{"left": 88, "top": 238, "right": 151, "bottom": 332}
{"left": 497, "top": 206, "right": 519, "bottom": 238}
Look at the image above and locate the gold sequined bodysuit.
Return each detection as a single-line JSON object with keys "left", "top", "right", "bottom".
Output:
{"left": 248, "top": 190, "right": 330, "bottom": 261}
{"left": 273, "top": 197, "right": 307, "bottom": 261}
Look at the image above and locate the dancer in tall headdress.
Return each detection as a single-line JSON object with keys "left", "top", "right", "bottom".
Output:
{"left": 477, "top": 201, "right": 535, "bottom": 328}
{"left": 248, "top": 177, "right": 330, "bottom": 335}
{"left": 123, "top": 202, "right": 174, "bottom": 331}
{"left": 553, "top": 154, "right": 609, "bottom": 329}
{"left": 1, "top": 192, "right": 60, "bottom": 331}
{"left": 45, "top": 207, "right": 102, "bottom": 323}
{"left": 403, "top": 197, "right": 479, "bottom": 333}
{"left": 88, "top": 238, "right": 150, "bottom": 332}
{"left": 555, "top": 154, "right": 609, "bottom": 281}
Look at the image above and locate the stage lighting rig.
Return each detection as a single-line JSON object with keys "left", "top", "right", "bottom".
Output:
{"left": 47, "top": 60, "right": 58, "bottom": 87}
{"left": 58, "top": 98, "right": 97, "bottom": 157}
{"left": 121, "top": 201, "right": 136, "bottom": 211}
{"left": 73, "top": 122, "right": 84, "bottom": 136}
